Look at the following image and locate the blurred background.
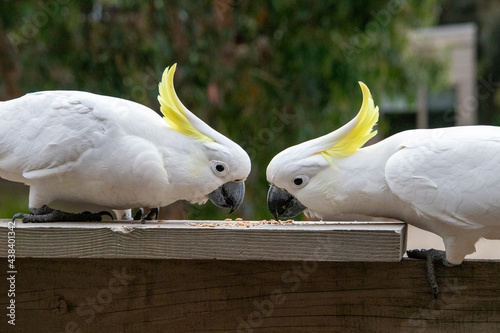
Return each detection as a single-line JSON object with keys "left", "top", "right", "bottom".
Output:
{"left": 1, "top": 0, "right": 499, "bottom": 257}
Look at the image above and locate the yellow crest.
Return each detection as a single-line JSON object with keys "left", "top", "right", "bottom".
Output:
{"left": 158, "top": 64, "right": 215, "bottom": 142}
{"left": 320, "top": 82, "right": 379, "bottom": 164}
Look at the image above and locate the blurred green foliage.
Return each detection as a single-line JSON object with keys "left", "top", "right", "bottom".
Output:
{"left": 0, "top": 0, "right": 442, "bottom": 220}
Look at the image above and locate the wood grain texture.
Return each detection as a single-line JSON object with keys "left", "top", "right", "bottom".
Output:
{"left": 0, "top": 220, "right": 406, "bottom": 261}
{"left": 0, "top": 258, "right": 498, "bottom": 332}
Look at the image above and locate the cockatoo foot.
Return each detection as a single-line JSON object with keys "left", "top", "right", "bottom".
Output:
{"left": 133, "top": 207, "right": 160, "bottom": 223}
{"left": 13, "top": 205, "right": 113, "bottom": 223}
{"left": 407, "top": 248, "right": 448, "bottom": 299}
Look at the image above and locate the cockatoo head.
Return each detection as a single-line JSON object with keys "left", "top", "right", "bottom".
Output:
{"left": 266, "top": 82, "right": 379, "bottom": 219}
{"left": 158, "top": 64, "right": 251, "bottom": 213}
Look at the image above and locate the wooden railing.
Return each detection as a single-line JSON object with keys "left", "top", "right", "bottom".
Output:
{"left": 1, "top": 220, "right": 498, "bottom": 332}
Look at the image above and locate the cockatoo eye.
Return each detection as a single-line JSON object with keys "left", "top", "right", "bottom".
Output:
{"left": 292, "top": 175, "right": 308, "bottom": 188}
{"left": 211, "top": 160, "right": 229, "bottom": 177}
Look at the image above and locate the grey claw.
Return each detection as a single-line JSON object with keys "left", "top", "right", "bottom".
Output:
{"left": 407, "top": 248, "right": 446, "bottom": 299}
{"left": 134, "top": 208, "right": 144, "bottom": 220}
{"left": 12, "top": 213, "right": 25, "bottom": 222}
{"left": 145, "top": 207, "right": 159, "bottom": 220}
{"left": 14, "top": 205, "right": 113, "bottom": 223}
{"left": 133, "top": 207, "right": 159, "bottom": 222}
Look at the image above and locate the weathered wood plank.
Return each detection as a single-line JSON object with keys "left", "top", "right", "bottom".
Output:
{"left": 0, "top": 258, "right": 498, "bottom": 332}
{"left": 0, "top": 220, "right": 406, "bottom": 261}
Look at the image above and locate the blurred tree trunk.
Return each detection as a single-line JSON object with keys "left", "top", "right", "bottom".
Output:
{"left": 0, "top": 18, "right": 21, "bottom": 99}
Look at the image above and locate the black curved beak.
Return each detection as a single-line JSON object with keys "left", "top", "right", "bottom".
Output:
{"left": 267, "top": 184, "right": 306, "bottom": 220}
{"left": 208, "top": 181, "right": 245, "bottom": 214}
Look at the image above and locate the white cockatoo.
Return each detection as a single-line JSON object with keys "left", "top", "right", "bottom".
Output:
{"left": 267, "top": 82, "right": 500, "bottom": 296}
{"left": 0, "top": 64, "right": 251, "bottom": 222}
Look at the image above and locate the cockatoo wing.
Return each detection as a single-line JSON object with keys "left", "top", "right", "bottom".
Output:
{"left": 0, "top": 91, "right": 172, "bottom": 209}
{"left": 385, "top": 129, "right": 500, "bottom": 230}
{"left": 0, "top": 92, "right": 102, "bottom": 181}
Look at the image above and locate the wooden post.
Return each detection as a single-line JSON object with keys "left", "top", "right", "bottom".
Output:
{"left": 410, "top": 23, "right": 478, "bottom": 126}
